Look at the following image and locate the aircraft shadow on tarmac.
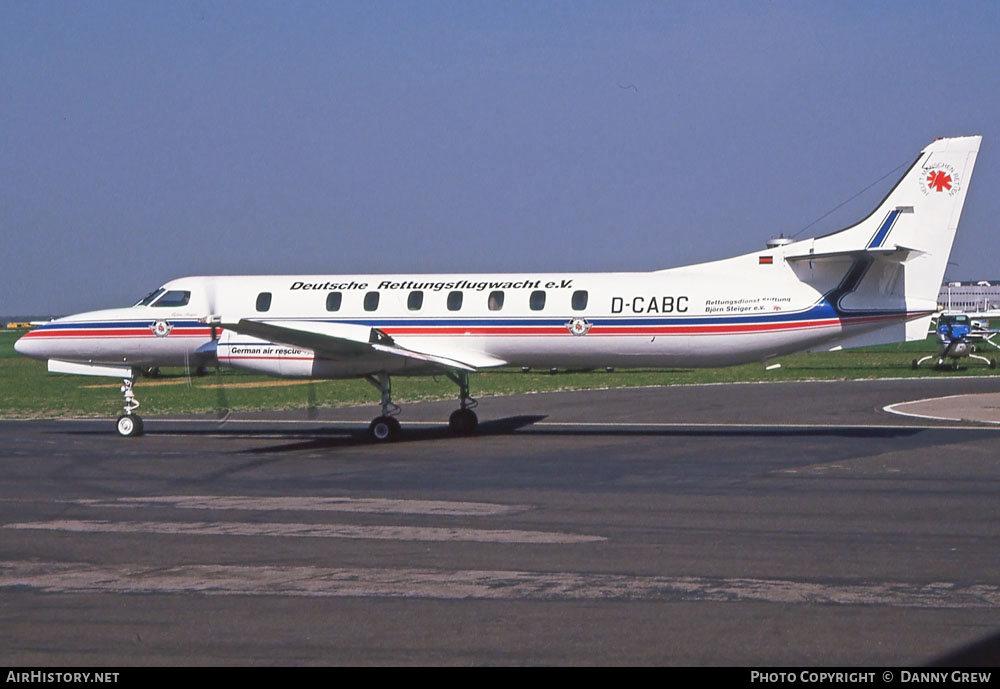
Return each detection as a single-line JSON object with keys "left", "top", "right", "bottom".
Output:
{"left": 233, "top": 414, "right": 552, "bottom": 452}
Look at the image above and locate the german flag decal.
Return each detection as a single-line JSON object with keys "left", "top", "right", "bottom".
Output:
{"left": 759, "top": 256, "right": 773, "bottom": 265}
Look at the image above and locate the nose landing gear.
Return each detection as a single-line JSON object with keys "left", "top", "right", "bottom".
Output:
{"left": 115, "top": 376, "right": 143, "bottom": 437}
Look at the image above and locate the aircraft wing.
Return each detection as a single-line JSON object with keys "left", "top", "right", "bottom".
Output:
{"left": 224, "top": 318, "right": 505, "bottom": 371}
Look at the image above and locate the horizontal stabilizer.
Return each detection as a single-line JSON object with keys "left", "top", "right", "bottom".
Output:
{"left": 784, "top": 246, "right": 924, "bottom": 264}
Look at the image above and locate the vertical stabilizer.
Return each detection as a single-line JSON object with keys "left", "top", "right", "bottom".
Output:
{"left": 790, "top": 136, "right": 981, "bottom": 350}
{"left": 810, "top": 136, "right": 980, "bottom": 306}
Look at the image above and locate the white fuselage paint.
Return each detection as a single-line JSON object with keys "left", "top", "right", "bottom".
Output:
{"left": 14, "top": 261, "right": 906, "bottom": 376}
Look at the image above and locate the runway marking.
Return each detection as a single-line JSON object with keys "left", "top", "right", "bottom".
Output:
{"left": 883, "top": 394, "right": 1000, "bottom": 425}
{"left": 75, "top": 495, "right": 530, "bottom": 517}
{"left": 4, "top": 520, "right": 602, "bottom": 544}
{"left": 2, "top": 560, "right": 998, "bottom": 608}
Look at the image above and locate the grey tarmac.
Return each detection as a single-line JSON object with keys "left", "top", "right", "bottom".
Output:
{"left": 2, "top": 377, "right": 1000, "bottom": 665}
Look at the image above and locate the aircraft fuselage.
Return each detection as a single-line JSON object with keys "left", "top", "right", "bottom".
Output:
{"left": 15, "top": 261, "right": 909, "bottom": 376}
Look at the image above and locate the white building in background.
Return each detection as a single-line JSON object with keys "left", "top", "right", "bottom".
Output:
{"left": 938, "top": 281, "right": 1000, "bottom": 315}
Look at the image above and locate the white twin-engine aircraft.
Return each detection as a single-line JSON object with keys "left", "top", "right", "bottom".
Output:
{"left": 16, "top": 136, "right": 982, "bottom": 440}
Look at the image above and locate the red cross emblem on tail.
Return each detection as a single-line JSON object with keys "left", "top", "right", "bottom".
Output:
{"left": 927, "top": 170, "right": 952, "bottom": 192}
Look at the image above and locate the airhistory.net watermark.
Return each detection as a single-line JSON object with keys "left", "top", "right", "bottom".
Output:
{"left": 6, "top": 673, "right": 119, "bottom": 684}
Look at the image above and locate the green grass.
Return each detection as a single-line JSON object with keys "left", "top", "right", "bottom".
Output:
{"left": 1, "top": 328, "right": 998, "bottom": 418}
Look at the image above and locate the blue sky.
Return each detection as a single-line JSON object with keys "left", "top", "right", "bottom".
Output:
{"left": 3, "top": 1, "right": 999, "bottom": 314}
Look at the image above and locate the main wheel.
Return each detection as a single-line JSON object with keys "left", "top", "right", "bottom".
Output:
{"left": 368, "top": 416, "right": 401, "bottom": 442}
{"left": 116, "top": 414, "right": 144, "bottom": 437}
{"left": 449, "top": 408, "right": 478, "bottom": 435}
{"left": 990, "top": 359, "right": 997, "bottom": 370}
{"left": 911, "top": 359, "right": 919, "bottom": 370}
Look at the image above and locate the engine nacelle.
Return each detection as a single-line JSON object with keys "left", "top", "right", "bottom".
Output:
{"left": 217, "top": 329, "right": 316, "bottom": 376}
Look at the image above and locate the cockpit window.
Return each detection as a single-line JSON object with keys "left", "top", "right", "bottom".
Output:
{"left": 135, "top": 288, "right": 166, "bottom": 306}
{"left": 151, "top": 290, "right": 191, "bottom": 308}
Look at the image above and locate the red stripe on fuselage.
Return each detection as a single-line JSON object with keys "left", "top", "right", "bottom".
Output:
{"left": 380, "top": 312, "right": 914, "bottom": 337}
{"left": 22, "top": 328, "right": 213, "bottom": 339}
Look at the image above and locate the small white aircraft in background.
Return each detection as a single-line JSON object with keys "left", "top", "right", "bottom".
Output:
{"left": 16, "top": 136, "right": 982, "bottom": 440}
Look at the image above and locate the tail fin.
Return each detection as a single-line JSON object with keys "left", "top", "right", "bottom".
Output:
{"left": 787, "top": 135, "right": 981, "bottom": 345}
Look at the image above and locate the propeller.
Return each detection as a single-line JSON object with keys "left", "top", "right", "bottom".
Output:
{"left": 199, "top": 277, "right": 230, "bottom": 423}
{"left": 306, "top": 377, "right": 317, "bottom": 420}
{"left": 204, "top": 276, "right": 222, "bottom": 341}
{"left": 214, "top": 363, "right": 231, "bottom": 424}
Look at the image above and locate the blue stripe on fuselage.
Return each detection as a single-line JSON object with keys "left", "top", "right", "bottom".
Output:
{"left": 32, "top": 320, "right": 207, "bottom": 331}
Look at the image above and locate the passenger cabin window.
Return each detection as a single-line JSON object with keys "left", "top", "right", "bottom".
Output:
{"left": 326, "top": 292, "right": 342, "bottom": 312}
{"left": 529, "top": 290, "right": 546, "bottom": 311}
{"left": 255, "top": 292, "right": 272, "bottom": 312}
{"left": 364, "top": 291, "right": 380, "bottom": 311}
{"left": 408, "top": 291, "right": 424, "bottom": 311}
{"left": 153, "top": 290, "right": 191, "bottom": 307}
{"left": 447, "top": 291, "right": 463, "bottom": 311}
{"left": 571, "top": 290, "right": 589, "bottom": 311}
{"left": 488, "top": 291, "right": 504, "bottom": 311}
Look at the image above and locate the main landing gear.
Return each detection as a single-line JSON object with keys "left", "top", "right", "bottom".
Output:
{"left": 363, "top": 370, "right": 479, "bottom": 442}
{"left": 364, "top": 373, "right": 401, "bottom": 442}
{"left": 445, "top": 371, "right": 478, "bottom": 436}
{"left": 116, "top": 376, "right": 144, "bottom": 437}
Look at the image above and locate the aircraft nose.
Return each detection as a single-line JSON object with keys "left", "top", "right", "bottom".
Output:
{"left": 13, "top": 328, "right": 59, "bottom": 360}
{"left": 13, "top": 332, "right": 42, "bottom": 359}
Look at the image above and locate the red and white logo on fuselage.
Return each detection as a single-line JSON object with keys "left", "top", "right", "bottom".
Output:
{"left": 150, "top": 320, "right": 173, "bottom": 337}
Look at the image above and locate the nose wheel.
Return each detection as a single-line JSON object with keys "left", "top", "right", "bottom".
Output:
{"left": 116, "top": 376, "right": 143, "bottom": 437}
{"left": 116, "top": 413, "right": 143, "bottom": 437}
